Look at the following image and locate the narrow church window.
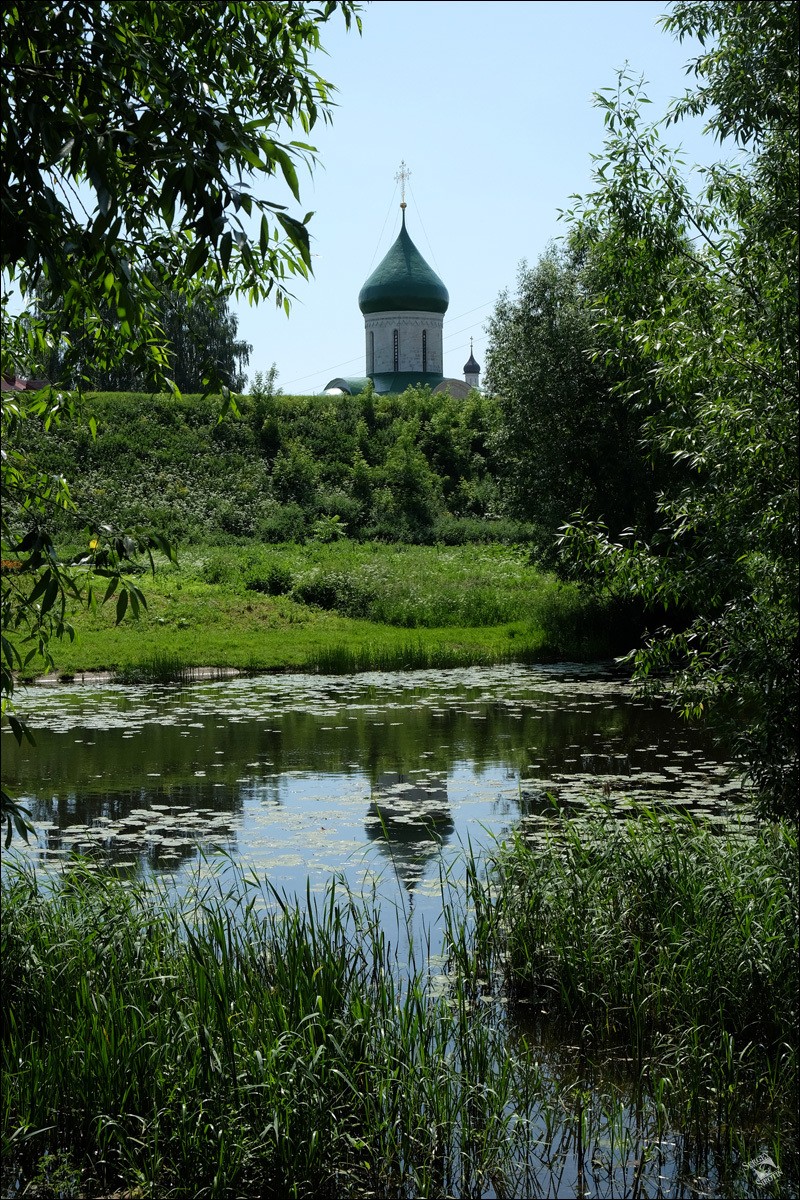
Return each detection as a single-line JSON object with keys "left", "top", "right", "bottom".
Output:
{"left": 368, "top": 330, "right": 374, "bottom": 374}
{"left": 422, "top": 330, "right": 427, "bottom": 373}
{"left": 393, "top": 329, "right": 399, "bottom": 372}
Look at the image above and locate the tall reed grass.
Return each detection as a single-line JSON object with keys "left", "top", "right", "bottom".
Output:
{"left": 3, "top": 817, "right": 796, "bottom": 1198}
{"left": 481, "top": 804, "right": 798, "bottom": 1129}
{"left": 307, "top": 641, "right": 502, "bottom": 674}
{"left": 1, "top": 861, "right": 539, "bottom": 1199}
{"left": 112, "top": 652, "right": 196, "bottom": 684}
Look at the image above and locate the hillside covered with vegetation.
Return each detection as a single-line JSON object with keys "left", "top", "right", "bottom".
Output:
{"left": 10, "top": 382, "right": 641, "bottom": 677}
{"left": 20, "top": 383, "right": 528, "bottom": 548}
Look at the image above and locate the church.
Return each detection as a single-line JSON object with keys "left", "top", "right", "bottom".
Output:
{"left": 324, "top": 172, "right": 480, "bottom": 397}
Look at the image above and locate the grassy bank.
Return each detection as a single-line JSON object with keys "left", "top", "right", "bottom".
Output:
{"left": 2, "top": 814, "right": 796, "bottom": 1199}
{"left": 16, "top": 540, "right": 632, "bottom": 677}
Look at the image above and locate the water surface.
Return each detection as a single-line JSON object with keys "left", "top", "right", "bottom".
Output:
{"left": 3, "top": 664, "right": 746, "bottom": 912}
{"left": 4, "top": 664, "right": 785, "bottom": 1200}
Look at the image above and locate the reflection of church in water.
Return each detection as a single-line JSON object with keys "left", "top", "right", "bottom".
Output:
{"left": 366, "top": 771, "right": 454, "bottom": 895}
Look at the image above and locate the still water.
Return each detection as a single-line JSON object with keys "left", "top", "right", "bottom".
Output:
{"left": 5, "top": 665, "right": 787, "bottom": 1200}
{"left": 3, "top": 663, "right": 746, "bottom": 914}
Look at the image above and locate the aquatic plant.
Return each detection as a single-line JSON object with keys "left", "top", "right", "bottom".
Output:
{"left": 3, "top": 827, "right": 796, "bottom": 1198}
{"left": 307, "top": 641, "right": 496, "bottom": 674}
{"left": 484, "top": 804, "right": 799, "bottom": 1126}
{"left": 112, "top": 652, "right": 196, "bottom": 684}
{"left": 1, "top": 860, "right": 538, "bottom": 1199}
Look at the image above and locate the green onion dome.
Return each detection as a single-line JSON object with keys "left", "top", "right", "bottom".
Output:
{"left": 359, "top": 213, "right": 449, "bottom": 315}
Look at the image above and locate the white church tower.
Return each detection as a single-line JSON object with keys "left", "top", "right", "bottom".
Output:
{"left": 357, "top": 162, "right": 449, "bottom": 392}
{"left": 324, "top": 163, "right": 482, "bottom": 397}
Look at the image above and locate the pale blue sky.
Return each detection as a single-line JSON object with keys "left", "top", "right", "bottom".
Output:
{"left": 245, "top": 0, "right": 718, "bottom": 393}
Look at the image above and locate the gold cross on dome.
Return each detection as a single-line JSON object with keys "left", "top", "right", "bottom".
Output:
{"left": 395, "top": 160, "right": 411, "bottom": 210}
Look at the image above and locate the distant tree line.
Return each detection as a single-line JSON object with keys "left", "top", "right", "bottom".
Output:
{"left": 27, "top": 280, "right": 252, "bottom": 393}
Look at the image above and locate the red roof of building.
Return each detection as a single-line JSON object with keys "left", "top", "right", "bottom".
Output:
{"left": 1, "top": 374, "right": 50, "bottom": 393}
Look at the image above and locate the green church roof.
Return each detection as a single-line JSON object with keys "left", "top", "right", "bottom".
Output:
{"left": 359, "top": 213, "right": 449, "bottom": 315}
{"left": 370, "top": 370, "right": 444, "bottom": 394}
{"left": 322, "top": 376, "right": 372, "bottom": 395}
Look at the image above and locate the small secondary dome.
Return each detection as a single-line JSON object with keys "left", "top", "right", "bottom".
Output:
{"left": 463, "top": 352, "right": 480, "bottom": 374}
{"left": 359, "top": 213, "right": 449, "bottom": 315}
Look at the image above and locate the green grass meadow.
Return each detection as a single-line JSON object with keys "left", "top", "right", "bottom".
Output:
{"left": 17, "top": 540, "right": 628, "bottom": 678}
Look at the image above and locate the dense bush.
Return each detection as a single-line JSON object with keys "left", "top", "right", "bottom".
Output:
{"left": 284, "top": 545, "right": 540, "bottom": 629}
{"left": 16, "top": 386, "right": 515, "bottom": 547}
{"left": 245, "top": 561, "right": 294, "bottom": 596}
{"left": 292, "top": 569, "right": 377, "bottom": 618}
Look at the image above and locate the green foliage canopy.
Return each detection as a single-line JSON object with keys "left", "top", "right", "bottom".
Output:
{"left": 30, "top": 280, "right": 254, "bottom": 393}
{"left": 558, "top": 0, "right": 798, "bottom": 816}
{"left": 2, "top": 0, "right": 361, "bottom": 388}
{"left": 484, "top": 245, "right": 656, "bottom": 548}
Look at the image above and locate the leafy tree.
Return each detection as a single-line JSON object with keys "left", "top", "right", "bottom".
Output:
{"left": 484, "top": 245, "right": 655, "bottom": 553}
{"left": 271, "top": 439, "right": 319, "bottom": 506}
{"left": 29, "top": 280, "right": 253, "bottom": 392}
{"left": 3, "top": 0, "right": 361, "bottom": 389}
{"left": 1, "top": 383, "right": 177, "bottom": 842}
{"left": 418, "top": 388, "right": 501, "bottom": 512}
{"left": 558, "top": 0, "right": 798, "bottom": 817}
{"left": 379, "top": 427, "right": 444, "bottom": 539}
{"left": 152, "top": 290, "right": 252, "bottom": 394}
{"left": 1, "top": 0, "right": 361, "bottom": 840}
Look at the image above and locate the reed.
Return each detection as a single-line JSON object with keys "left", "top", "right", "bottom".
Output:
{"left": 481, "top": 804, "right": 799, "bottom": 1126}
{"left": 1, "top": 860, "right": 538, "bottom": 1199}
{"left": 305, "top": 641, "right": 500, "bottom": 674}
{"left": 112, "top": 651, "right": 196, "bottom": 684}
{"left": 3, "top": 821, "right": 796, "bottom": 1198}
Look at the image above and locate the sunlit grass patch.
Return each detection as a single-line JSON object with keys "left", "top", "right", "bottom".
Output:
{"left": 11, "top": 540, "right": 629, "bottom": 679}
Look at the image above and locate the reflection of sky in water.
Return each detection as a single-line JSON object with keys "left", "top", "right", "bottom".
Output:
{"left": 3, "top": 665, "right": 749, "bottom": 928}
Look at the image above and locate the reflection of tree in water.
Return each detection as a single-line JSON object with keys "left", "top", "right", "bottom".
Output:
{"left": 366, "top": 772, "right": 454, "bottom": 895}
{"left": 28, "top": 780, "right": 240, "bottom": 875}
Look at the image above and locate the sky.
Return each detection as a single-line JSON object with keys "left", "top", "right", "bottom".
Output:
{"left": 243, "top": 0, "right": 717, "bottom": 394}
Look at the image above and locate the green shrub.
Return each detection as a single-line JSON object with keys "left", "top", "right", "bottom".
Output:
{"left": 316, "top": 488, "right": 362, "bottom": 527}
{"left": 245, "top": 561, "right": 294, "bottom": 595}
{"left": 13, "top": 387, "right": 518, "bottom": 547}
{"left": 202, "top": 550, "right": 238, "bottom": 585}
{"left": 529, "top": 580, "right": 632, "bottom": 658}
{"left": 431, "top": 516, "right": 538, "bottom": 545}
{"left": 271, "top": 440, "right": 320, "bottom": 506}
{"left": 311, "top": 513, "right": 348, "bottom": 542}
{"left": 292, "top": 569, "right": 376, "bottom": 618}
{"left": 216, "top": 499, "right": 256, "bottom": 538}
{"left": 255, "top": 502, "right": 307, "bottom": 544}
